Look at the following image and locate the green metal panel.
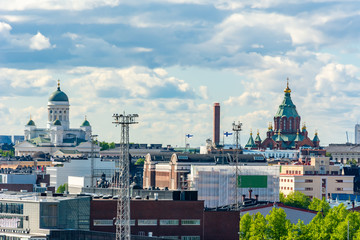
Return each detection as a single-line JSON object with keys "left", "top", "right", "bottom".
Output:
{"left": 238, "top": 175, "right": 267, "bottom": 188}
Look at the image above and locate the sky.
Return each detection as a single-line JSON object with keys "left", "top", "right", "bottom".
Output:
{"left": 0, "top": 0, "right": 360, "bottom": 147}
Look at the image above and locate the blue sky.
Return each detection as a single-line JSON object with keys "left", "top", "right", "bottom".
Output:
{"left": 1, "top": 0, "right": 360, "bottom": 147}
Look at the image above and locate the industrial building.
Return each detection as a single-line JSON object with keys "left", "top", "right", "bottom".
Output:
{"left": 143, "top": 152, "right": 266, "bottom": 191}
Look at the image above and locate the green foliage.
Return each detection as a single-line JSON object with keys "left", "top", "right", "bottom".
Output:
{"left": 99, "top": 141, "right": 116, "bottom": 151}
{"left": 281, "top": 191, "right": 311, "bottom": 209}
{"left": 0, "top": 149, "right": 14, "bottom": 157}
{"left": 109, "top": 142, "right": 115, "bottom": 149}
{"left": 346, "top": 158, "right": 357, "bottom": 166}
{"left": 56, "top": 183, "right": 68, "bottom": 193}
{"left": 239, "top": 198, "right": 360, "bottom": 240}
{"left": 239, "top": 213, "right": 252, "bottom": 239}
{"left": 249, "top": 213, "right": 266, "bottom": 239}
{"left": 135, "top": 158, "right": 145, "bottom": 165}
{"left": 325, "top": 152, "right": 332, "bottom": 158}
{"left": 308, "top": 198, "right": 331, "bottom": 215}
{"left": 265, "top": 208, "right": 290, "bottom": 239}
{"left": 99, "top": 141, "right": 109, "bottom": 151}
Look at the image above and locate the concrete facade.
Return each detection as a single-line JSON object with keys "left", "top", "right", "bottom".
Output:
{"left": 280, "top": 157, "right": 354, "bottom": 199}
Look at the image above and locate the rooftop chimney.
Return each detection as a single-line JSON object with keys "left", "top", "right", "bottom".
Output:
{"left": 213, "top": 103, "right": 220, "bottom": 146}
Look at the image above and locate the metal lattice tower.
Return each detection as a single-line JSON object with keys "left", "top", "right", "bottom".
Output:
{"left": 90, "top": 134, "right": 98, "bottom": 187}
{"left": 112, "top": 112, "right": 139, "bottom": 240}
{"left": 232, "top": 121, "right": 242, "bottom": 210}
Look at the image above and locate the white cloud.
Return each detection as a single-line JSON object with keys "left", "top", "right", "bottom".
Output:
{"left": 29, "top": 32, "right": 53, "bottom": 50}
{"left": 0, "top": 0, "right": 121, "bottom": 11}
{"left": 0, "top": 22, "right": 11, "bottom": 34}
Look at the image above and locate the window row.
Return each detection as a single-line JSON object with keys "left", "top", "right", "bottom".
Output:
{"left": 285, "top": 170, "right": 302, "bottom": 175}
{"left": 280, "top": 179, "right": 293, "bottom": 182}
{"left": 281, "top": 187, "right": 293, "bottom": 191}
{"left": 93, "top": 219, "right": 201, "bottom": 227}
{"left": 0, "top": 203, "right": 23, "bottom": 215}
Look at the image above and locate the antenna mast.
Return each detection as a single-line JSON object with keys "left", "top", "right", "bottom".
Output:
{"left": 232, "top": 121, "right": 242, "bottom": 210}
{"left": 90, "top": 134, "right": 98, "bottom": 187}
{"left": 112, "top": 112, "right": 139, "bottom": 240}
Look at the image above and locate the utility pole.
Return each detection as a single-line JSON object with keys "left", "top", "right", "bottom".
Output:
{"left": 232, "top": 121, "right": 242, "bottom": 210}
{"left": 112, "top": 112, "right": 139, "bottom": 240}
{"left": 90, "top": 134, "right": 98, "bottom": 187}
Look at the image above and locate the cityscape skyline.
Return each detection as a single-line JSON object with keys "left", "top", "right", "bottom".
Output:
{"left": 1, "top": 1, "right": 360, "bottom": 147}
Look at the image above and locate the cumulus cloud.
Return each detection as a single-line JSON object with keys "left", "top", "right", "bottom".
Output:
{"left": 29, "top": 32, "right": 53, "bottom": 50}
{"left": 0, "top": 22, "right": 54, "bottom": 51}
{"left": 0, "top": 68, "right": 53, "bottom": 97}
{"left": 68, "top": 66, "right": 199, "bottom": 99}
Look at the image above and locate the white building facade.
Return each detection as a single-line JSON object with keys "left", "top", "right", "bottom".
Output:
{"left": 15, "top": 81, "right": 95, "bottom": 156}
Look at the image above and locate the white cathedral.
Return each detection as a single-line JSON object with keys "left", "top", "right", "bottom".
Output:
{"left": 15, "top": 81, "right": 100, "bottom": 156}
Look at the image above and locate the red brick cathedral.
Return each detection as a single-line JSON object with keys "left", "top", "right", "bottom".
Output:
{"left": 245, "top": 80, "right": 320, "bottom": 150}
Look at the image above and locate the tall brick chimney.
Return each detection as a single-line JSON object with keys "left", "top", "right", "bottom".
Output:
{"left": 213, "top": 103, "right": 220, "bottom": 146}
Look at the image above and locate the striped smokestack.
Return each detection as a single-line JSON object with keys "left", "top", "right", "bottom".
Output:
{"left": 213, "top": 103, "right": 220, "bottom": 146}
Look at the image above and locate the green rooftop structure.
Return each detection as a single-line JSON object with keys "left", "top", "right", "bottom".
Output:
{"left": 245, "top": 131, "right": 257, "bottom": 149}
{"left": 48, "top": 80, "right": 69, "bottom": 102}
{"left": 253, "top": 79, "right": 320, "bottom": 150}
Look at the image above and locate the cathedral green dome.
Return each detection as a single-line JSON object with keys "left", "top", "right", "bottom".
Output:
{"left": 53, "top": 119, "right": 62, "bottom": 126}
{"left": 81, "top": 119, "right": 90, "bottom": 127}
{"left": 26, "top": 119, "right": 35, "bottom": 126}
{"left": 48, "top": 80, "right": 69, "bottom": 102}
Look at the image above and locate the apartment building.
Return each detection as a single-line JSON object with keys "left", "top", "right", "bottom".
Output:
{"left": 280, "top": 157, "right": 354, "bottom": 199}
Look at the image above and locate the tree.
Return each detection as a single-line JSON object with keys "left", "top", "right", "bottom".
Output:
{"left": 307, "top": 212, "right": 325, "bottom": 239}
{"left": 56, "top": 183, "right": 68, "bottom": 193}
{"left": 332, "top": 211, "right": 360, "bottom": 240}
{"left": 346, "top": 158, "right": 357, "bottom": 166}
{"left": 318, "top": 204, "right": 348, "bottom": 239}
{"left": 249, "top": 212, "right": 266, "bottom": 239}
{"left": 109, "top": 142, "right": 115, "bottom": 149}
{"left": 99, "top": 141, "right": 109, "bottom": 151}
{"left": 281, "top": 191, "right": 311, "bottom": 209}
{"left": 239, "top": 213, "right": 252, "bottom": 239}
{"left": 308, "top": 197, "right": 331, "bottom": 215}
{"left": 135, "top": 158, "right": 145, "bottom": 165}
{"left": 286, "top": 220, "right": 309, "bottom": 240}
{"left": 265, "top": 207, "right": 290, "bottom": 239}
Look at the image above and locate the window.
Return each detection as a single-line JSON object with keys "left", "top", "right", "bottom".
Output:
{"left": 305, "top": 187, "right": 313, "bottom": 191}
{"left": 0, "top": 203, "right": 24, "bottom": 214}
{"left": 138, "top": 219, "right": 157, "bottom": 226}
{"left": 181, "top": 219, "right": 200, "bottom": 225}
{"left": 93, "top": 219, "right": 113, "bottom": 226}
{"left": 336, "top": 180, "right": 343, "bottom": 183}
{"left": 181, "top": 236, "right": 200, "bottom": 240}
{"left": 160, "top": 219, "right": 179, "bottom": 225}
{"left": 130, "top": 220, "right": 135, "bottom": 226}
{"left": 161, "top": 237, "right": 179, "bottom": 239}
{"left": 336, "top": 188, "right": 343, "bottom": 191}
{"left": 305, "top": 179, "right": 313, "bottom": 183}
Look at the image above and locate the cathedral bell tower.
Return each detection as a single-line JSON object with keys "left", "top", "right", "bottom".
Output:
{"left": 47, "top": 80, "right": 70, "bottom": 129}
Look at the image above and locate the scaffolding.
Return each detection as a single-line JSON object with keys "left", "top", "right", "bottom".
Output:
{"left": 189, "top": 165, "right": 280, "bottom": 208}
